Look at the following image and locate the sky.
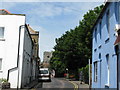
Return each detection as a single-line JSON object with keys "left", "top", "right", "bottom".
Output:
{"left": 0, "top": 1, "right": 104, "bottom": 61}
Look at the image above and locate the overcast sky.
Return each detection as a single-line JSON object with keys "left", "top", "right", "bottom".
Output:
{"left": 0, "top": 1, "right": 104, "bottom": 61}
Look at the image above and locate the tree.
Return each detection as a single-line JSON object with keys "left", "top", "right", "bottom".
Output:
{"left": 50, "top": 4, "right": 104, "bottom": 77}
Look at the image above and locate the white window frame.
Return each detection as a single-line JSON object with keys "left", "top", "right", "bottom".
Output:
{"left": 95, "top": 28, "right": 97, "bottom": 42}
{"left": 106, "top": 54, "right": 110, "bottom": 85}
{"left": 99, "top": 21, "right": 102, "bottom": 39}
{"left": 94, "top": 61, "right": 98, "bottom": 82}
{"left": 0, "top": 27, "right": 5, "bottom": 40}
{"left": 106, "top": 10, "right": 110, "bottom": 37}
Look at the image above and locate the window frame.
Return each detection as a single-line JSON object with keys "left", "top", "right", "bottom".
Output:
{"left": 95, "top": 27, "right": 97, "bottom": 42}
{"left": 0, "top": 27, "right": 4, "bottom": 38}
{"left": 106, "top": 10, "right": 110, "bottom": 37}
{"left": 0, "top": 58, "right": 2, "bottom": 71}
{"left": 106, "top": 54, "right": 110, "bottom": 85}
{"left": 99, "top": 21, "right": 102, "bottom": 39}
{"left": 94, "top": 61, "right": 98, "bottom": 82}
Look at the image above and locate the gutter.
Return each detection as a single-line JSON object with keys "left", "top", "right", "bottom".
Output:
{"left": 7, "top": 25, "right": 25, "bottom": 89}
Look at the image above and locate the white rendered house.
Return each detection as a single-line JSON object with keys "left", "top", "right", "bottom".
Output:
{"left": 0, "top": 9, "right": 38, "bottom": 88}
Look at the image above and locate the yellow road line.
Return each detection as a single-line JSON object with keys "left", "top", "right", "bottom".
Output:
{"left": 68, "top": 81, "right": 79, "bottom": 90}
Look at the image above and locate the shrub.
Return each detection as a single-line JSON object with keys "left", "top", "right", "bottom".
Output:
{"left": 78, "top": 64, "right": 89, "bottom": 84}
{"left": 0, "top": 78, "right": 8, "bottom": 83}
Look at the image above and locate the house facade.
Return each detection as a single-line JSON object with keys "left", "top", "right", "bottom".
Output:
{"left": 92, "top": 2, "right": 120, "bottom": 88}
{"left": 27, "top": 24, "right": 40, "bottom": 81}
{"left": 0, "top": 9, "right": 39, "bottom": 88}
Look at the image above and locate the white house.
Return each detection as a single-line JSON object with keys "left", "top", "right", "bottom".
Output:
{"left": 0, "top": 9, "right": 39, "bottom": 88}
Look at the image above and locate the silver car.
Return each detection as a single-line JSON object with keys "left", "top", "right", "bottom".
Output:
{"left": 38, "top": 68, "right": 51, "bottom": 82}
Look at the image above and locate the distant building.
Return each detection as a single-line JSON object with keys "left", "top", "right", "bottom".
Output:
{"left": 0, "top": 9, "right": 39, "bottom": 88}
{"left": 43, "top": 51, "right": 52, "bottom": 68}
{"left": 92, "top": 2, "right": 120, "bottom": 88}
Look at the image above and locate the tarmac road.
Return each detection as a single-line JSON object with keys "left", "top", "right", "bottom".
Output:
{"left": 33, "top": 78, "right": 74, "bottom": 89}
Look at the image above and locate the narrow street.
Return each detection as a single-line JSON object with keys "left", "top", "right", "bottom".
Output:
{"left": 33, "top": 78, "right": 75, "bottom": 89}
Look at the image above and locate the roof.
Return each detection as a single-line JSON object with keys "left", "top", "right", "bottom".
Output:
{"left": 92, "top": 2, "right": 110, "bottom": 32}
{"left": 0, "top": 9, "right": 25, "bottom": 16}
{"left": 114, "top": 35, "right": 120, "bottom": 45}
{"left": 26, "top": 24, "right": 39, "bottom": 35}
{"left": 0, "top": 9, "right": 10, "bottom": 14}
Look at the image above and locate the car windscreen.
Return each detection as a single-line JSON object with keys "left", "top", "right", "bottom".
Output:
{"left": 40, "top": 70, "right": 48, "bottom": 74}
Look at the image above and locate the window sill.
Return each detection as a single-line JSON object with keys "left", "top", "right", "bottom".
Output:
{"left": 105, "top": 84, "right": 109, "bottom": 88}
{"left": 98, "top": 45, "right": 102, "bottom": 49}
{"left": 0, "top": 39, "right": 5, "bottom": 41}
{"left": 94, "top": 48, "right": 97, "bottom": 52}
{"left": 105, "top": 38, "right": 110, "bottom": 44}
{"left": 0, "top": 70, "right": 3, "bottom": 73}
{"left": 94, "top": 81, "right": 97, "bottom": 83}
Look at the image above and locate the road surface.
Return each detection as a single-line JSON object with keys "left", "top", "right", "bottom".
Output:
{"left": 34, "top": 78, "right": 75, "bottom": 89}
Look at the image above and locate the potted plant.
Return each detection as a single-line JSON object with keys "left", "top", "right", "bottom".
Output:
{"left": 0, "top": 78, "right": 10, "bottom": 89}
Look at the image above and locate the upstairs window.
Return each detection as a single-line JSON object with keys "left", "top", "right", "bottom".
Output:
{"left": 106, "top": 10, "right": 110, "bottom": 37}
{"left": 95, "top": 28, "right": 97, "bottom": 42}
{"left": 0, "top": 27, "right": 4, "bottom": 38}
{"left": 99, "top": 21, "right": 102, "bottom": 39}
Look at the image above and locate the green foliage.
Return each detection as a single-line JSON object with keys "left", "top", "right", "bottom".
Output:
{"left": 0, "top": 78, "right": 8, "bottom": 83}
{"left": 50, "top": 5, "right": 104, "bottom": 76}
{"left": 78, "top": 64, "right": 89, "bottom": 83}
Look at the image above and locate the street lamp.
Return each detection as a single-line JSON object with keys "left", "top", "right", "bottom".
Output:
{"left": 66, "top": 68, "right": 68, "bottom": 79}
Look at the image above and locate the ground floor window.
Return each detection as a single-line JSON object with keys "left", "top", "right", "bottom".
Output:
{"left": 0, "top": 58, "right": 2, "bottom": 70}
{"left": 94, "top": 61, "right": 98, "bottom": 82}
{"left": 106, "top": 54, "right": 110, "bottom": 85}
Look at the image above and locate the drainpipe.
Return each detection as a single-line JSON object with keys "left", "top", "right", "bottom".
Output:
{"left": 114, "top": 45, "right": 119, "bottom": 90}
{"left": 7, "top": 25, "right": 25, "bottom": 89}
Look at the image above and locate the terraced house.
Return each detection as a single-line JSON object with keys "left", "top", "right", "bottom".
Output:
{"left": 0, "top": 9, "right": 40, "bottom": 88}
{"left": 92, "top": 1, "right": 120, "bottom": 88}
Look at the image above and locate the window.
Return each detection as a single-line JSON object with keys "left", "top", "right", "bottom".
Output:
{"left": 99, "top": 53, "right": 101, "bottom": 60}
{"left": 119, "top": 3, "right": 120, "bottom": 24}
{"left": 95, "top": 28, "right": 97, "bottom": 42}
{"left": 0, "top": 59, "right": 2, "bottom": 70}
{"left": 106, "top": 10, "right": 110, "bottom": 36}
{"left": 106, "top": 54, "right": 110, "bottom": 85}
{"left": 0, "top": 27, "right": 4, "bottom": 38}
{"left": 94, "top": 61, "right": 98, "bottom": 82}
{"left": 99, "top": 21, "right": 102, "bottom": 39}
{"left": 47, "top": 56, "right": 50, "bottom": 58}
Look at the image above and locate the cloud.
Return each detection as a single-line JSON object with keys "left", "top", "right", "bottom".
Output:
{"left": 28, "top": 25, "right": 46, "bottom": 32}
{"left": 25, "top": 3, "right": 63, "bottom": 18}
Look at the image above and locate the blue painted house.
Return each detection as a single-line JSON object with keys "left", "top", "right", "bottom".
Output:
{"left": 92, "top": 2, "right": 120, "bottom": 88}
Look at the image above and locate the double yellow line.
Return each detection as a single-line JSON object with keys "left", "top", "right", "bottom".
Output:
{"left": 68, "top": 81, "right": 79, "bottom": 90}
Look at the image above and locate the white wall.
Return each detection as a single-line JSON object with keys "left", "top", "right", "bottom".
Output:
{"left": 0, "top": 14, "right": 38, "bottom": 89}
{"left": 0, "top": 15, "right": 25, "bottom": 88}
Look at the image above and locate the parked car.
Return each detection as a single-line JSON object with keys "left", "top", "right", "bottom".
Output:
{"left": 38, "top": 68, "right": 51, "bottom": 82}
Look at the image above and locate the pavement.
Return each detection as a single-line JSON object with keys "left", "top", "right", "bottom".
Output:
{"left": 1, "top": 79, "right": 39, "bottom": 90}
{"left": 66, "top": 79, "right": 89, "bottom": 89}
{"left": 24, "top": 79, "right": 39, "bottom": 89}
